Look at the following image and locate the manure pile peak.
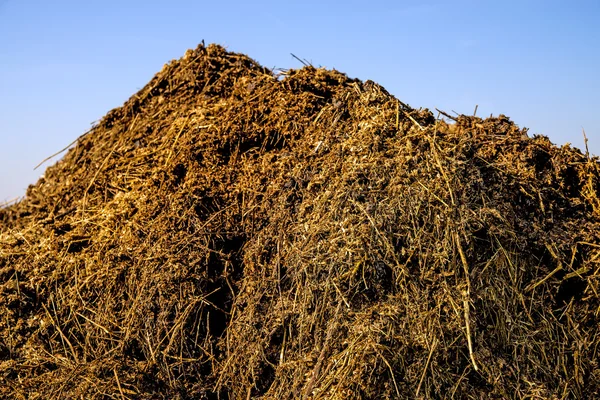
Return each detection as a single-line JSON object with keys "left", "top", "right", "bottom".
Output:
{"left": 1, "top": 43, "right": 600, "bottom": 399}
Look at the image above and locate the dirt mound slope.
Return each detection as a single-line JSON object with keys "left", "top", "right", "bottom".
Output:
{"left": 1, "top": 44, "right": 600, "bottom": 399}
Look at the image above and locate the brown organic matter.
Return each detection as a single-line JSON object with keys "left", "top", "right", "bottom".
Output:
{"left": 1, "top": 44, "right": 600, "bottom": 399}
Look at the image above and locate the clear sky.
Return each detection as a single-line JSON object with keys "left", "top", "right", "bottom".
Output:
{"left": 1, "top": 0, "right": 599, "bottom": 202}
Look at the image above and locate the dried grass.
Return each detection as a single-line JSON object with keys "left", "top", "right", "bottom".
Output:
{"left": 1, "top": 44, "right": 600, "bottom": 399}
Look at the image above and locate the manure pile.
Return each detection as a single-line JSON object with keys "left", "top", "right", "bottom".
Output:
{"left": 1, "top": 44, "right": 600, "bottom": 399}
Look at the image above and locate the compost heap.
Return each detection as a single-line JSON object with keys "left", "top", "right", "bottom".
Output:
{"left": 1, "top": 44, "right": 600, "bottom": 400}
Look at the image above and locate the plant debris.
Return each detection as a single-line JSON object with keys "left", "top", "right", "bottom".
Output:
{"left": 1, "top": 43, "right": 600, "bottom": 399}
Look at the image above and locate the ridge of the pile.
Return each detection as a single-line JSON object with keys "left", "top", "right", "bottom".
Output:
{"left": 1, "top": 43, "right": 600, "bottom": 399}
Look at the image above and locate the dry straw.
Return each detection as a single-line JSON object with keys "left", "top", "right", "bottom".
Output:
{"left": 1, "top": 44, "right": 600, "bottom": 399}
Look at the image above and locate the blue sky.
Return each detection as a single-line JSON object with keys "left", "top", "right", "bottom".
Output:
{"left": 1, "top": 0, "right": 599, "bottom": 202}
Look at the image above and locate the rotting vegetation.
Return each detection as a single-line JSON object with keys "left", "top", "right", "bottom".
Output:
{"left": 1, "top": 43, "right": 600, "bottom": 399}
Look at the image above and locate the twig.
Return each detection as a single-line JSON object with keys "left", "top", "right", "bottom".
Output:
{"left": 526, "top": 243, "right": 564, "bottom": 292}
{"left": 34, "top": 129, "right": 93, "bottom": 170}
{"left": 582, "top": 127, "right": 590, "bottom": 160}
{"left": 165, "top": 116, "right": 190, "bottom": 166}
{"left": 42, "top": 303, "right": 78, "bottom": 362}
{"left": 399, "top": 101, "right": 424, "bottom": 131}
{"left": 429, "top": 140, "right": 456, "bottom": 206}
{"left": 290, "top": 53, "right": 310, "bottom": 67}
{"left": 373, "top": 344, "right": 401, "bottom": 398}
{"left": 416, "top": 180, "right": 449, "bottom": 208}
{"left": 304, "top": 302, "right": 341, "bottom": 397}
{"left": 455, "top": 234, "right": 471, "bottom": 291}
{"left": 462, "top": 294, "right": 478, "bottom": 371}
{"left": 13, "top": 271, "right": 20, "bottom": 299}
{"left": 435, "top": 108, "right": 457, "bottom": 122}
{"left": 526, "top": 265, "right": 563, "bottom": 292}
{"left": 0, "top": 196, "right": 21, "bottom": 208}
{"left": 83, "top": 140, "right": 120, "bottom": 202}
{"left": 455, "top": 233, "right": 478, "bottom": 371}
{"left": 397, "top": 99, "right": 411, "bottom": 109}
{"left": 82, "top": 115, "right": 139, "bottom": 212}
{"left": 416, "top": 338, "right": 438, "bottom": 396}
{"left": 473, "top": 104, "right": 478, "bottom": 117}
{"left": 114, "top": 368, "right": 127, "bottom": 400}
